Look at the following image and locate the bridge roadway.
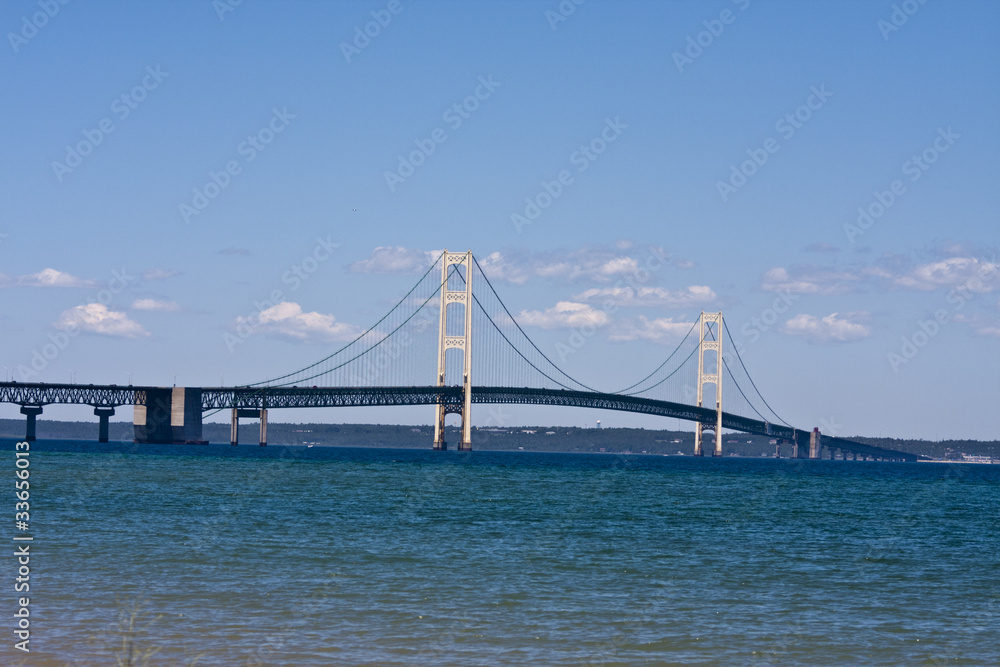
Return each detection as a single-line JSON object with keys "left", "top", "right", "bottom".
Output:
{"left": 0, "top": 382, "right": 917, "bottom": 461}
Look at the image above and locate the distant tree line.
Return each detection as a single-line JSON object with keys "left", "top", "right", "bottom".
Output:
{"left": 0, "top": 419, "right": 995, "bottom": 459}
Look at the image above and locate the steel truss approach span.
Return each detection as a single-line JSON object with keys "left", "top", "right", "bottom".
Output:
{"left": 0, "top": 383, "right": 152, "bottom": 407}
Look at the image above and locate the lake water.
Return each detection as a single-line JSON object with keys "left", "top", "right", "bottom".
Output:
{"left": 3, "top": 439, "right": 998, "bottom": 666}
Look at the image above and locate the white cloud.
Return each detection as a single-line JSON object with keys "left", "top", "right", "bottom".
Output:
{"left": 782, "top": 312, "right": 872, "bottom": 344}
{"left": 131, "top": 298, "right": 180, "bottom": 312}
{"left": 954, "top": 312, "right": 1000, "bottom": 338}
{"left": 893, "top": 257, "right": 999, "bottom": 292}
{"left": 481, "top": 248, "right": 650, "bottom": 284}
{"left": 349, "top": 244, "right": 688, "bottom": 285}
{"left": 574, "top": 285, "right": 716, "bottom": 307}
{"left": 237, "top": 302, "right": 363, "bottom": 343}
{"left": 55, "top": 304, "right": 149, "bottom": 338}
{"left": 0, "top": 268, "right": 98, "bottom": 288}
{"left": 759, "top": 266, "right": 864, "bottom": 295}
{"left": 804, "top": 242, "right": 840, "bottom": 253}
{"left": 142, "top": 268, "right": 180, "bottom": 281}
{"left": 517, "top": 302, "right": 611, "bottom": 329}
{"left": 760, "top": 255, "right": 1000, "bottom": 297}
{"left": 348, "top": 247, "right": 441, "bottom": 274}
{"left": 609, "top": 316, "right": 696, "bottom": 344}
{"left": 973, "top": 326, "right": 1000, "bottom": 337}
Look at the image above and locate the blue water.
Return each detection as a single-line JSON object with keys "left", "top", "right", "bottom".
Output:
{"left": 3, "top": 439, "right": 999, "bottom": 665}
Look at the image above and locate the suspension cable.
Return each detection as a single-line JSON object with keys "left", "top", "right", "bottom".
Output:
{"left": 722, "top": 318, "right": 791, "bottom": 426}
{"left": 612, "top": 318, "right": 698, "bottom": 394}
{"left": 264, "top": 264, "right": 457, "bottom": 388}
{"left": 722, "top": 359, "right": 767, "bottom": 421}
{"left": 619, "top": 343, "right": 699, "bottom": 396}
{"left": 471, "top": 293, "right": 582, "bottom": 391}
{"left": 470, "top": 254, "right": 601, "bottom": 392}
{"left": 245, "top": 250, "right": 446, "bottom": 387}
{"left": 204, "top": 259, "right": 453, "bottom": 419}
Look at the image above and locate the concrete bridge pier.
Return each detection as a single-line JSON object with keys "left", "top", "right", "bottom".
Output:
{"left": 231, "top": 408, "right": 267, "bottom": 446}
{"left": 809, "top": 428, "right": 821, "bottom": 459}
{"left": 432, "top": 409, "right": 447, "bottom": 450}
{"left": 20, "top": 405, "right": 43, "bottom": 442}
{"left": 94, "top": 407, "right": 115, "bottom": 443}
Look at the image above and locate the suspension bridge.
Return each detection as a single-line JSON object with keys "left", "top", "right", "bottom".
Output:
{"left": 0, "top": 250, "right": 917, "bottom": 461}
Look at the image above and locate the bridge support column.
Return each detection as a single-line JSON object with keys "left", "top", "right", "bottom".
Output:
{"left": 231, "top": 408, "right": 266, "bottom": 445}
{"left": 20, "top": 405, "right": 42, "bottom": 442}
{"left": 809, "top": 428, "right": 821, "bottom": 459}
{"left": 694, "top": 312, "right": 724, "bottom": 458}
{"left": 432, "top": 404, "right": 447, "bottom": 451}
{"left": 433, "top": 250, "right": 474, "bottom": 452}
{"left": 94, "top": 407, "right": 115, "bottom": 443}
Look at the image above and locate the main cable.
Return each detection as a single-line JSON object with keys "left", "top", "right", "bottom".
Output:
{"left": 612, "top": 318, "right": 698, "bottom": 395}
{"left": 245, "top": 250, "right": 446, "bottom": 387}
{"left": 470, "top": 254, "right": 601, "bottom": 392}
{"left": 722, "top": 318, "right": 791, "bottom": 426}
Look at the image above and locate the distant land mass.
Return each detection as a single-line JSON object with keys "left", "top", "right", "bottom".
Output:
{"left": 0, "top": 419, "right": 995, "bottom": 460}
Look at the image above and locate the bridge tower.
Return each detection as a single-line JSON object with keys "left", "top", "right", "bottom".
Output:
{"left": 433, "top": 250, "right": 473, "bottom": 451}
{"left": 693, "top": 311, "right": 724, "bottom": 457}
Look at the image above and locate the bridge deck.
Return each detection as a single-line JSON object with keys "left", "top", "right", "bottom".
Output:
{"left": 0, "top": 382, "right": 917, "bottom": 460}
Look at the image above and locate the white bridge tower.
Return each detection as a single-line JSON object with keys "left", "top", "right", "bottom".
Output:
{"left": 433, "top": 250, "right": 473, "bottom": 451}
{"left": 694, "top": 311, "right": 724, "bottom": 457}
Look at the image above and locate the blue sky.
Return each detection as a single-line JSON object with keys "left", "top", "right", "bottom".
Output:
{"left": 1, "top": 0, "right": 997, "bottom": 440}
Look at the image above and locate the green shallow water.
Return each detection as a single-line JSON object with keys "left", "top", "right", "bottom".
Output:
{"left": 3, "top": 440, "right": 998, "bottom": 666}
